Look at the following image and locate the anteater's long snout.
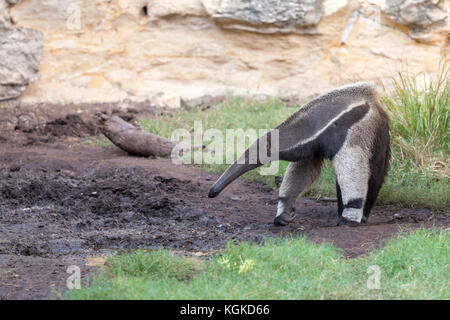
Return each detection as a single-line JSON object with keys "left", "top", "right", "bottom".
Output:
{"left": 208, "top": 162, "right": 260, "bottom": 198}
{"left": 208, "top": 132, "right": 276, "bottom": 197}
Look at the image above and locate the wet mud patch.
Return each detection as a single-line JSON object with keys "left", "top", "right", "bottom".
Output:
{"left": 11, "top": 113, "right": 100, "bottom": 146}
{"left": 0, "top": 143, "right": 448, "bottom": 299}
{"left": 0, "top": 165, "right": 264, "bottom": 257}
{"left": 0, "top": 101, "right": 145, "bottom": 146}
{"left": 41, "top": 115, "right": 97, "bottom": 138}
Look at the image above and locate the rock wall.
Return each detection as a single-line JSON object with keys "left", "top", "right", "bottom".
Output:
{"left": 0, "top": 0, "right": 43, "bottom": 101}
{"left": 3, "top": 0, "right": 449, "bottom": 107}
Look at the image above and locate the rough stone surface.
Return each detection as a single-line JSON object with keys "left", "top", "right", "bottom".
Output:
{"left": 384, "top": 0, "right": 447, "bottom": 28}
{"left": 0, "top": 1, "right": 12, "bottom": 29}
{"left": 3, "top": 0, "right": 449, "bottom": 105}
{"left": 0, "top": 1, "right": 43, "bottom": 101}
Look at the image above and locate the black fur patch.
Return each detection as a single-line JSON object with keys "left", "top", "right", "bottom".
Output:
{"left": 362, "top": 110, "right": 391, "bottom": 221}
{"left": 279, "top": 103, "right": 370, "bottom": 161}
{"left": 277, "top": 101, "right": 350, "bottom": 144}
{"left": 337, "top": 217, "right": 360, "bottom": 227}
{"left": 336, "top": 181, "right": 343, "bottom": 218}
{"left": 344, "top": 198, "right": 363, "bottom": 209}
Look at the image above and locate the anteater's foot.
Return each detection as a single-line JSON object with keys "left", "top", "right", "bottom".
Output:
{"left": 274, "top": 212, "right": 295, "bottom": 227}
{"left": 337, "top": 217, "right": 360, "bottom": 227}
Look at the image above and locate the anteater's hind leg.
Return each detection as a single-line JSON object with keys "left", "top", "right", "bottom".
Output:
{"left": 362, "top": 134, "right": 391, "bottom": 223}
{"left": 336, "top": 179, "right": 367, "bottom": 224}
{"left": 332, "top": 146, "right": 370, "bottom": 226}
{"left": 336, "top": 181, "right": 344, "bottom": 219}
{"left": 274, "top": 157, "right": 322, "bottom": 226}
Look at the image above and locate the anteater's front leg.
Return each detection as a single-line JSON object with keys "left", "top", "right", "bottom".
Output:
{"left": 274, "top": 158, "right": 322, "bottom": 226}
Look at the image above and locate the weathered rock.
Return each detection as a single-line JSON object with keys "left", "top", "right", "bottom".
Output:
{"left": 383, "top": 0, "right": 447, "bottom": 28}
{"left": 0, "top": 0, "right": 11, "bottom": 28}
{"left": 145, "top": 0, "right": 207, "bottom": 20}
{"left": 4, "top": 0, "right": 449, "bottom": 106}
{"left": 210, "top": 0, "right": 324, "bottom": 33}
{"left": 0, "top": 1, "right": 43, "bottom": 101}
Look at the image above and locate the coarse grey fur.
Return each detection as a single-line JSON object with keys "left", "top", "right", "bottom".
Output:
{"left": 209, "top": 82, "right": 391, "bottom": 226}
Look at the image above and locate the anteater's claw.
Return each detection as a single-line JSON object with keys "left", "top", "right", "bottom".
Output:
{"left": 274, "top": 212, "right": 295, "bottom": 227}
{"left": 337, "top": 217, "right": 360, "bottom": 227}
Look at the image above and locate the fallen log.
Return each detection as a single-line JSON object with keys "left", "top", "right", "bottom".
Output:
{"left": 97, "top": 114, "right": 178, "bottom": 157}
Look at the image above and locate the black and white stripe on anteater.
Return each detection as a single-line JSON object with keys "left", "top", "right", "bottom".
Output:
{"left": 208, "top": 82, "right": 391, "bottom": 227}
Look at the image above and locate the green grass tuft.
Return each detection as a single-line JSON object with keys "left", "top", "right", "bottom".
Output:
{"left": 380, "top": 58, "right": 449, "bottom": 175}
{"left": 105, "top": 249, "right": 199, "bottom": 281}
{"left": 65, "top": 229, "right": 449, "bottom": 300}
{"left": 351, "top": 229, "right": 450, "bottom": 299}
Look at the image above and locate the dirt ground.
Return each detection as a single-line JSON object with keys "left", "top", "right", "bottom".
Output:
{"left": 0, "top": 111, "right": 448, "bottom": 299}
